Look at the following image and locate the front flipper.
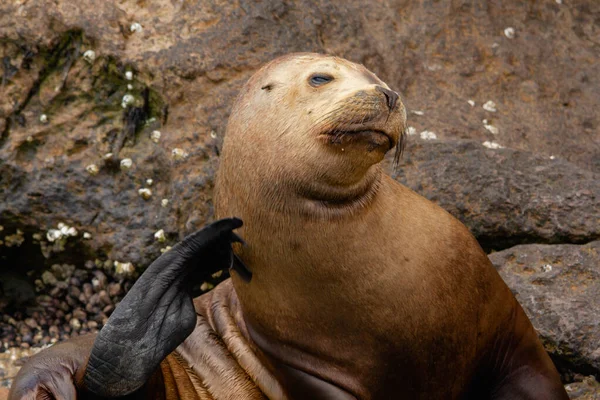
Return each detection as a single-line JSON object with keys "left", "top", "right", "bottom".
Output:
{"left": 83, "top": 218, "right": 246, "bottom": 397}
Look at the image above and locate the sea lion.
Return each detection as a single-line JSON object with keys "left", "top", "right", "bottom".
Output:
{"left": 9, "top": 53, "right": 568, "bottom": 399}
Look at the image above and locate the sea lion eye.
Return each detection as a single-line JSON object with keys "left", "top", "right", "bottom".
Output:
{"left": 309, "top": 74, "right": 334, "bottom": 87}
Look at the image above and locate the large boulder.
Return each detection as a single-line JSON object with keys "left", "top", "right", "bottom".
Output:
{"left": 489, "top": 241, "right": 600, "bottom": 380}
{"left": 389, "top": 138, "right": 600, "bottom": 251}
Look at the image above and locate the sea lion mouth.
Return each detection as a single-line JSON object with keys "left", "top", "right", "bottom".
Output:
{"left": 323, "top": 129, "right": 395, "bottom": 150}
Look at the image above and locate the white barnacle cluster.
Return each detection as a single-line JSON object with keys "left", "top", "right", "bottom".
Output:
{"left": 46, "top": 222, "right": 78, "bottom": 243}
{"left": 121, "top": 94, "right": 135, "bottom": 109}
{"left": 541, "top": 264, "right": 553, "bottom": 273}
{"left": 138, "top": 188, "right": 152, "bottom": 200}
{"left": 482, "top": 141, "right": 504, "bottom": 149}
{"left": 420, "top": 130, "right": 437, "bottom": 140}
{"left": 114, "top": 261, "right": 135, "bottom": 276}
{"left": 483, "top": 101, "right": 497, "bottom": 113}
{"left": 150, "top": 130, "right": 161, "bottom": 143}
{"left": 120, "top": 158, "right": 133, "bottom": 170}
{"left": 82, "top": 50, "right": 96, "bottom": 63}
{"left": 172, "top": 148, "right": 189, "bottom": 161}
{"left": 85, "top": 163, "right": 99, "bottom": 175}
{"left": 130, "top": 22, "right": 143, "bottom": 33}
{"left": 154, "top": 229, "right": 166, "bottom": 242}
{"left": 483, "top": 119, "right": 499, "bottom": 135}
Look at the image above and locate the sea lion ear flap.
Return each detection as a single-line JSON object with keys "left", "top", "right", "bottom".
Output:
{"left": 83, "top": 218, "right": 244, "bottom": 397}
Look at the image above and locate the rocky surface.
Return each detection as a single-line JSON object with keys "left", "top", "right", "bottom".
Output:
{"left": 566, "top": 376, "right": 600, "bottom": 400}
{"left": 388, "top": 139, "right": 600, "bottom": 251}
{"left": 490, "top": 241, "right": 600, "bottom": 380}
{"left": 0, "top": 0, "right": 599, "bottom": 396}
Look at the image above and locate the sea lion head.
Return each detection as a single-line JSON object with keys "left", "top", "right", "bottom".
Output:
{"left": 217, "top": 53, "right": 406, "bottom": 214}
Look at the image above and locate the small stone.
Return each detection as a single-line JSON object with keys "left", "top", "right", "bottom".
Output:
{"left": 161, "top": 198, "right": 169, "bottom": 207}
{"left": 172, "top": 148, "right": 189, "bottom": 160}
{"left": 125, "top": 71, "right": 133, "bottom": 81}
{"left": 154, "top": 229, "right": 166, "bottom": 242}
{"left": 504, "top": 27, "right": 515, "bottom": 39}
{"left": 127, "top": 84, "right": 133, "bottom": 90}
{"left": 108, "top": 282, "right": 122, "bottom": 298}
{"left": 24, "top": 318, "right": 38, "bottom": 329}
{"left": 26, "top": 135, "right": 33, "bottom": 142}
{"left": 130, "top": 22, "right": 143, "bottom": 33}
{"left": 467, "top": 100, "right": 475, "bottom": 107}
{"left": 406, "top": 126, "right": 417, "bottom": 136}
{"left": 70, "top": 318, "right": 81, "bottom": 331}
{"left": 211, "top": 270, "right": 223, "bottom": 279}
{"left": 98, "top": 290, "right": 111, "bottom": 306}
{"left": 146, "top": 178, "right": 153, "bottom": 186}
{"left": 103, "top": 153, "right": 113, "bottom": 159}
{"left": 82, "top": 50, "right": 96, "bottom": 63}
{"left": 72, "top": 309, "right": 87, "bottom": 321}
{"left": 210, "top": 130, "right": 217, "bottom": 139}
{"left": 419, "top": 131, "right": 437, "bottom": 140}
{"left": 550, "top": 155, "right": 555, "bottom": 160}
{"left": 83, "top": 232, "right": 92, "bottom": 239}
{"left": 41, "top": 271, "right": 58, "bottom": 286}
{"left": 87, "top": 321, "right": 98, "bottom": 330}
{"left": 160, "top": 246, "right": 172, "bottom": 253}
{"left": 32, "top": 233, "right": 41, "bottom": 241}
{"left": 39, "top": 114, "right": 48, "bottom": 124}
{"left": 411, "top": 110, "right": 424, "bottom": 116}
{"left": 121, "top": 94, "right": 135, "bottom": 108}
{"left": 86, "top": 164, "right": 99, "bottom": 175}
{"left": 138, "top": 188, "right": 152, "bottom": 200}
{"left": 150, "top": 130, "right": 161, "bottom": 143}
{"left": 120, "top": 158, "right": 133, "bottom": 170}
{"left": 200, "top": 282, "right": 214, "bottom": 291}
{"left": 483, "top": 101, "right": 497, "bottom": 112}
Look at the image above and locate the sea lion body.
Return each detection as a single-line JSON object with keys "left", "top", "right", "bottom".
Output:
{"left": 9, "top": 53, "right": 567, "bottom": 400}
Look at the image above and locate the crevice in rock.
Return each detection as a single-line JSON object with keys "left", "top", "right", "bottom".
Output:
{"left": 480, "top": 233, "right": 600, "bottom": 254}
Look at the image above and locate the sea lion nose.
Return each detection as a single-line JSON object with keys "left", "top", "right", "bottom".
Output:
{"left": 376, "top": 86, "right": 399, "bottom": 111}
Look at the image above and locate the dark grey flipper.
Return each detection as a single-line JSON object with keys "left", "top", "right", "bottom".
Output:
{"left": 83, "top": 218, "right": 248, "bottom": 397}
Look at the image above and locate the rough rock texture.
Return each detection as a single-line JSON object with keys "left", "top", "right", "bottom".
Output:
{"left": 566, "top": 376, "right": 600, "bottom": 400}
{"left": 490, "top": 241, "right": 600, "bottom": 380}
{"left": 388, "top": 139, "right": 600, "bottom": 251}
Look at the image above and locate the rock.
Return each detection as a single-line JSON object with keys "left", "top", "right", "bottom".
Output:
{"left": 490, "top": 241, "right": 600, "bottom": 379}
{"left": 390, "top": 139, "right": 600, "bottom": 251}
{"left": 565, "top": 376, "right": 600, "bottom": 400}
